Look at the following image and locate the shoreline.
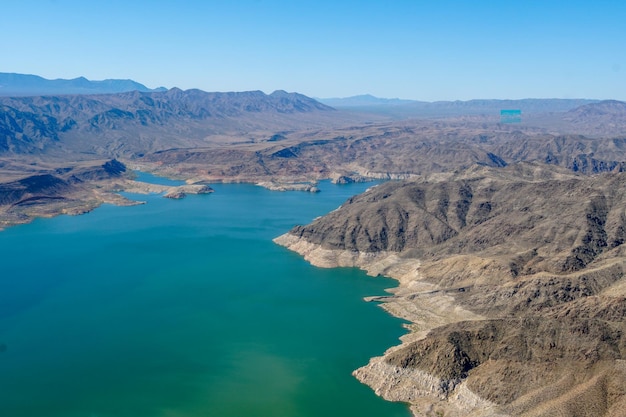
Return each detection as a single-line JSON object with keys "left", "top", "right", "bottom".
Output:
{"left": 273, "top": 233, "right": 502, "bottom": 417}
{"left": 0, "top": 178, "right": 214, "bottom": 231}
{"left": 0, "top": 168, "right": 385, "bottom": 231}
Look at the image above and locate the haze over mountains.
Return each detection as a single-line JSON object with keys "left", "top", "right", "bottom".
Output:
{"left": 319, "top": 94, "right": 600, "bottom": 117}
{"left": 2, "top": 72, "right": 626, "bottom": 416}
{"left": 0, "top": 72, "right": 167, "bottom": 96}
{"left": 0, "top": 72, "right": 601, "bottom": 117}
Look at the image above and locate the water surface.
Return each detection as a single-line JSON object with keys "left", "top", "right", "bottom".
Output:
{"left": 0, "top": 178, "right": 409, "bottom": 417}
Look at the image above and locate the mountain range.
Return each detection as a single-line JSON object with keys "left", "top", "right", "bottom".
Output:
{"left": 0, "top": 72, "right": 167, "bottom": 96}
{"left": 319, "top": 94, "right": 599, "bottom": 117}
{"left": 0, "top": 88, "right": 338, "bottom": 160}
{"left": 0, "top": 73, "right": 600, "bottom": 117}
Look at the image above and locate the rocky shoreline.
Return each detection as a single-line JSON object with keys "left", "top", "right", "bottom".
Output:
{"left": 273, "top": 233, "right": 494, "bottom": 417}
{"left": 0, "top": 175, "right": 215, "bottom": 230}
{"left": 274, "top": 202, "right": 626, "bottom": 417}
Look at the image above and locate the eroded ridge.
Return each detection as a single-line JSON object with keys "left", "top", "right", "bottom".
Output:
{"left": 275, "top": 164, "right": 626, "bottom": 417}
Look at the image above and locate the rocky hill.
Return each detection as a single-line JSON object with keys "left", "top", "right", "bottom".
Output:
{"left": 276, "top": 163, "right": 626, "bottom": 416}
{"left": 0, "top": 159, "right": 135, "bottom": 228}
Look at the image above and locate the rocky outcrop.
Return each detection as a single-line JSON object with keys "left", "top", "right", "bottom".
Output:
{"left": 0, "top": 159, "right": 127, "bottom": 207}
{"left": 116, "top": 180, "right": 214, "bottom": 199}
{"left": 0, "top": 174, "right": 73, "bottom": 206}
{"left": 163, "top": 184, "right": 214, "bottom": 199}
{"left": 256, "top": 181, "right": 319, "bottom": 192}
{"left": 0, "top": 160, "right": 142, "bottom": 228}
{"left": 275, "top": 163, "right": 626, "bottom": 416}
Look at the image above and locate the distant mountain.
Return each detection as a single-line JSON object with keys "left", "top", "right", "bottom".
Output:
{"left": 319, "top": 94, "right": 418, "bottom": 107}
{"left": 320, "top": 95, "right": 600, "bottom": 117}
{"left": 0, "top": 72, "right": 167, "bottom": 96}
{"left": 534, "top": 100, "right": 626, "bottom": 137}
{"left": 565, "top": 99, "right": 626, "bottom": 118}
{"left": 415, "top": 98, "right": 601, "bottom": 115}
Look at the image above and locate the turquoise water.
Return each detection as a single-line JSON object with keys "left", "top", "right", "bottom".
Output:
{"left": 0, "top": 177, "right": 409, "bottom": 417}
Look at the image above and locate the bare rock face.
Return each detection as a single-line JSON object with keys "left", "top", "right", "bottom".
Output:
{"left": 276, "top": 163, "right": 626, "bottom": 416}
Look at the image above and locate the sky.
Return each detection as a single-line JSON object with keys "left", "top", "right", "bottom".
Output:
{"left": 2, "top": 0, "right": 625, "bottom": 101}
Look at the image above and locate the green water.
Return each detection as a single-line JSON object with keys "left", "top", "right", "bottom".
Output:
{"left": 0, "top": 177, "right": 410, "bottom": 417}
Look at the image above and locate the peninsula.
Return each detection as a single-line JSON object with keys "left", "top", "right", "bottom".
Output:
{"left": 276, "top": 163, "right": 626, "bottom": 416}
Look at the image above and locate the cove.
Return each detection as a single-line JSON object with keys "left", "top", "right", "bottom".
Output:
{"left": 0, "top": 177, "right": 410, "bottom": 417}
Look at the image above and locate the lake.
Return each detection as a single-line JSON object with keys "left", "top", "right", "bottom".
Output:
{"left": 0, "top": 175, "right": 410, "bottom": 417}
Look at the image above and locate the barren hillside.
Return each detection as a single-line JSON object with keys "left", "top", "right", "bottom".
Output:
{"left": 277, "top": 163, "right": 626, "bottom": 416}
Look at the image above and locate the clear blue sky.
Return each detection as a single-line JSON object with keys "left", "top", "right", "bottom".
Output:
{"left": 2, "top": 0, "right": 625, "bottom": 100}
